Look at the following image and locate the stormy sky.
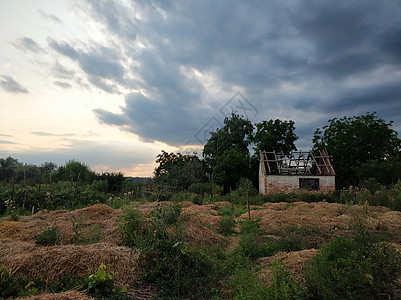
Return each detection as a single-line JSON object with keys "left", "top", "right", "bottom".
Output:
{"left": 1, "top": 0, "right": 400, "bottom": 176}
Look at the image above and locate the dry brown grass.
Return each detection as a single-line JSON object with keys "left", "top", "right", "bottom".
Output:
{"left": 19, "top": 290, "right": 92, "bottom": 300}
{"left": 0, "top": 204, "right": 124, "bottom": 245}
{"left": 0, "top": 240, "right": 139, "bottom": 287}
{"left": 238, "top": 201, "right": 401, "bottom": 234}
{"left": 256, "top": 249, "right": 317, "bottom": 284}
{"left": 183, "top": 221, "right": 228, "bottom": 246}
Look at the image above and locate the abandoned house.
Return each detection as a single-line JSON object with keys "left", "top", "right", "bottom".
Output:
{"left": 259, "top": 150, "right": 335, "bottom": 194}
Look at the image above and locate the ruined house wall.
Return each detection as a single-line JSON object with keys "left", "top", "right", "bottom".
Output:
{"left": 259, "top": 174, "right": 335, "bottom": 194}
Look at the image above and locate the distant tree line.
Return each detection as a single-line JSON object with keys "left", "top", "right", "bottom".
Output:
{"left": 154, "top": 112, "right": 401, "bottom": 192}
{"left": 0, "top": 158, "right": 125, "bottom": 194}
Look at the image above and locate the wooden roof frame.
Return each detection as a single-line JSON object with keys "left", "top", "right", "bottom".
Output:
{"left": 260, "top": 149, "right": 335, "bottom": 176}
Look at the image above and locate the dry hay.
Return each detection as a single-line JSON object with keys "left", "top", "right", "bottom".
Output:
{"left": 0, "top": 220, "right": 22, "bottom": 238}
{"left": 19, "top": 290, "right": 92, "bottom": 300}
{"left": 181, "top": 202, "right": 222, "bottom": 229}
{"left": 0, "top": 204, "right": 124, "bottom": 245}
{"left": 183, "top": 221, "right": 228, "bottom": 247}
{"left": 240, "top": 202, "right": 401, "bottom": 233}
{"left": 0, "top": 241, "right": 140, "bottom": 287}
{"left": 256, "top": 249, "right": 317, "bottom": 284}
{"left": 379, "top": 211, "right": 401, "bottom": 232}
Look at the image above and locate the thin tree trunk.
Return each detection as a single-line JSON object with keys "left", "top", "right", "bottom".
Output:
{"left": 23, "top": 164, "right": 27, "bottom": 209}
{"left": 247, "top": 190, "right": 251, "bottom": 219}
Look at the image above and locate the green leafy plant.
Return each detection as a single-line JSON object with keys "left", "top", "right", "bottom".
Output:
{"left": 35, "top": 225, "right": 63, "bottom": 246}
{"left": 85, "top": 264, "right": 120, "bottom": 299}
{"left": 119, "top": 203, "right": 219, "bottom": 299}
{"left": 304, "top": 233, "right": 401, "bottom": 299}
{"left": 70, "top": 218, "right": 89, "bottom": 245}
{"left": 219, "top": 215, "right": 236, "bottom": 236}
{"left": 266, "top": 260, "right": 304, "bottom": 300}
{"left": 0, "top": 265, "right": 19, "bottom": 299}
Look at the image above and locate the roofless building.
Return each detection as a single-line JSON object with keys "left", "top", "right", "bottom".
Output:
{"left": 259, "top": 150, "right": 335, "bottom": 194}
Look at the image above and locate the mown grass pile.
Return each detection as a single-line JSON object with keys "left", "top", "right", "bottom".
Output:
{"left": 1, "top": 198, "right": 401, "bottom": 299}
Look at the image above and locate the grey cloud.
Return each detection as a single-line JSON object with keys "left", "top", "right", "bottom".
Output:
{"left": 87, "top": 0, "right": 137, "bottom": 40}
{"left": 0, "top": 140, "right": 18, "bottom": 144}
{"left": 67, "top": 0, "right": 401, "bottom": 145}
{"left": 12, "top": 37, "right": 43, "bottom": 53}
{"left": 38, "top": 9, "right": 62, "bottom": 23}
{"left": 48, "top": 39, "right": 79, "bottom": 59}
{"left": 0, "top": 75, "right": 28, "bottom": 94}
{"left": 31, "top": 132, "right": 76, "bottom": 137}
{"left": 324, "top": 82, "right": 401, "bottom": 118}
{"left": 48, "top": 39, "right": 126, "bottom": 93}
{"left": 52, "top": 62, "right": 75, "bottom": 79}
{"left": 93, "top": 109, "right": 127, "bottom": 126}
{"left": 54, "top": 81, "right": 72, "bottom": 89}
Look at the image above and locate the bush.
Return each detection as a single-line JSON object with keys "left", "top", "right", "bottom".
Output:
{"left": 304, "top": 233, "right": 401, "bottom": 299}
{"left": 219, "top": 215, "right": 236, "bottom": 236}
{"left": 0, "top": 265, "right": 20, "bottom": 299}
{"left": 119, "top": 203, "right": 219, "bottom": 299}
{"left": 83, "top": 264, "right": 126, "bottom": 299}
{"left": 226, "top": 266, "right": 269, "bottom": 299}
{"left": 35, "top": 225, "right": 62, "bottom": 246}
{"left": 266, "top": 260, "right": 305, "bottom": 300}
{"left": 118, "top": 208, "right": 150, "bottom": 249}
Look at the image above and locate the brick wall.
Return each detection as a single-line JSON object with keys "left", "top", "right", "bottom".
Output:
{"left": 259, "top": 174, "right": 335, "bottom": 194}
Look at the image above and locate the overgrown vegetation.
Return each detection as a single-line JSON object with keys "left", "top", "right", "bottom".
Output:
{"left": 1, "top": 111, "right": 401, "bottom": 298}
{"left": 0, "top": 264, "right": 129, "bottom": 299}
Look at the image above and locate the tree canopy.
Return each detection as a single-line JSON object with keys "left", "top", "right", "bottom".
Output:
{"left": 313, "top": 112, "right": 401, "bottom": 188}
{"left": 154, "top": 150, "right": 207, "bottom": 191}
{"left": 254, "top": 119, "right": 298, "bottom": 154}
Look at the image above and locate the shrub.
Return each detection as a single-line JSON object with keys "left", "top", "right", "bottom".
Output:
{"left": 0, "top": 265, "right": 20, "bottom": 299}
{"left": 118, "top": 208, "right": 150, "bottom": 249}
{"left": 35, "top": 225, "right": 62, "bottom": 246}
{"left": 188, "top": 182, "right": 212, "bottom": 195}
{"left": 83, "top": 264, "right": 126, "bottom": 299}
{"left": 304, "top": 233, "right": 401, "bottom": 299}
{"left": 219, "top": 215, "right": 236, "bottom": 236}
{"left": 362, "top": 177, "right": 383, "bottom": 193}
{"left": 266, "top": 260, "right": 305, "bottom": 300}
{"left": 119, "top": 203, "right": 219, "bottom": 299}
{"left": 393, "top": 194, "right": 401, "bottom": 211}
{"left": 226, "top": 267, "right": 269, "bottom": 299}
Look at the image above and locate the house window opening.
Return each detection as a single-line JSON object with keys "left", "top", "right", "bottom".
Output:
{"left": 299, "top": 178, "right": 320, "bottom": 191}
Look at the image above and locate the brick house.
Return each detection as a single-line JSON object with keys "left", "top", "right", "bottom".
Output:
{"left": 259, "top": 150, "right": 335, "bottom": 194}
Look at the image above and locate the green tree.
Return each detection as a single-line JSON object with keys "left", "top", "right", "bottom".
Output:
{"left": 253, "top": 119, "right": 298, "bottom": 154}
{"left": 313, "top": 112, "right": 401, "bottom": 188}
{"left": 203, "top": 113, "right": 254, "bottom": 192}
{"left": 203, "top": 113, "right": 254, "bottom": 166}
{"left": 212, "top": 148, "right": 252, "bottom": 192}
{"left": 154, "top": 151, "right": 207, "bottom": 191}
{"left": 53, "top": 160, "right": 96, "bottom": 184}
{"left": 96, "top": 171, "right": 125, "bottom": 194}
{"left": 0, "top": 156, "right": 20, "bottom": 182}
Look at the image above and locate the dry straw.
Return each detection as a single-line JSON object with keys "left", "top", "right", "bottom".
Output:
{"left": 0, "top": 240, "right": 139, "bottom": 287}
{"left": 19, "top": 290, "right": 92, "bottom": 300}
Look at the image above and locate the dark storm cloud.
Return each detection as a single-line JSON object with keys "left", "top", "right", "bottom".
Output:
{"left": 59, "top": 0, "right": 401, "bottom": 145}
{"left": 0, "top": 75, "right": 28, "bottom": 94}
{"left": 93, "top": 108, "right": 127, "bottom": 126}
{"left": 12, "top": 37, "right": 43, "bottom": 53}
